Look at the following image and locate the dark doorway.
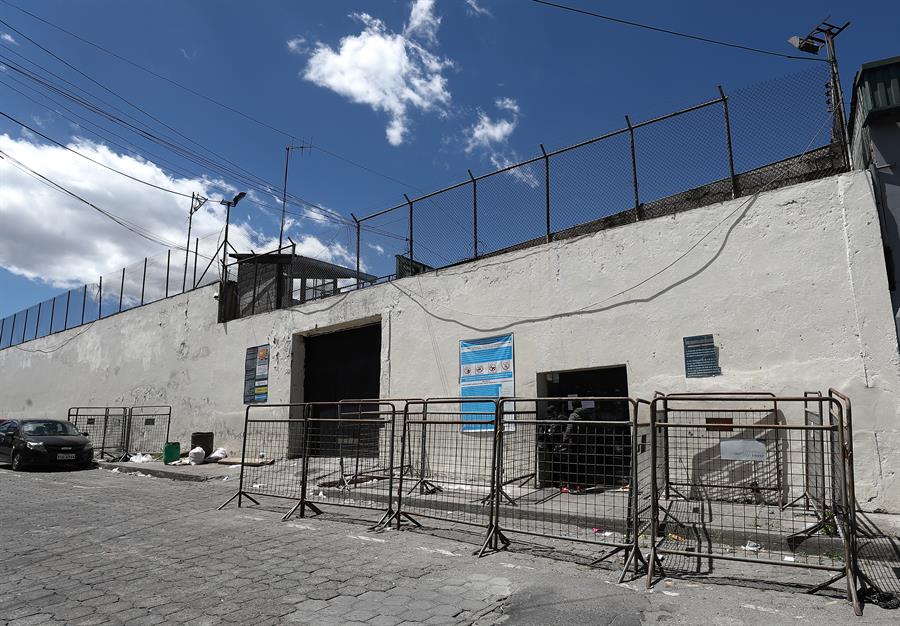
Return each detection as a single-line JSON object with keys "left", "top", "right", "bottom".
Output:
{"left": 303, "top": 323, "right": 381, "bottom": 457}
{"left": 535, "top": 365, "right": 630, "bottom": 488}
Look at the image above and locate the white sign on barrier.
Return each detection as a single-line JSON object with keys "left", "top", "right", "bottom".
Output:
{"left": 720, "top": 439, "right": 766, "bottom": 462}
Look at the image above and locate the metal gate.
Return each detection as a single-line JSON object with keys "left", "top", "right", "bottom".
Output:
{"left": 67, "top": 406, "right": 128, "bottom": 460}
{"left": 493, "top": 397, "right": 651, "bottom": 580}
{"left": 219, "top": 401, "right": 398, "bottom": 525}
{"left": 397, "top": 398, "right": 502, "bottom": 555}
{"left": 647, "top": 393, "right": 861, "bottom": 614}
{"left": 127, "top": 406, "right": 171, "bottom": 457}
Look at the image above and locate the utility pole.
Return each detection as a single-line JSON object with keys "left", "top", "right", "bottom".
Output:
{"left": 280, "top": 142, "right": 311, "bottom": 250}
{"left": 183, "top": 192, "right": 207, "bottom": 292}
{"left": 789, "top": 18, "right": 851, "bottom": 168}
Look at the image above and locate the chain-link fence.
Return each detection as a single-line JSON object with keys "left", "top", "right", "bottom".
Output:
{"left": 2, "top": 65, "right": 847, "bottom": 344}
{"left": 357, "top": 63, "right": 845, "bottom": 279}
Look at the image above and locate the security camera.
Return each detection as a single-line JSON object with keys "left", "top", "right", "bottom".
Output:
{"left": 213, "top": 292, "right": 219, "bottom": 300}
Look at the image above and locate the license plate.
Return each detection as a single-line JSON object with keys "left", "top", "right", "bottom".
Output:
{"left": 56, "top": 453, "right": 76, "bottom": 460}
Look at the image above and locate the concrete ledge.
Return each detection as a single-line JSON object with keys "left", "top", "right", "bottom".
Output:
{"left": 97, "top": 461, "right": 240, "bottom": 482}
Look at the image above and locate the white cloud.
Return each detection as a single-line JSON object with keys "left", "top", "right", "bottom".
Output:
{"left": 489, "top": 152, "right": 540, "bottom": 189}
{"left": 405, "top": 0, "right": 440, "bottom": 44}
{"left": 286, "top": 36, "right": 308, "bottom": 55}
{"left": 302, "top": 6, "right": 452, "bottom": 146}
{"left": 1, "top": 32, "right": 17, "bottom": 45}
{"left": 495, "top": 97, "right": 519, "bottom": 114}
{"left": 465, "top": 0, "right": 491, "bottom": 17}
{"left": 465, "top": 98, "right": 519, "bottom": 153}
{"left": 466, "top": 112, "right": 515, "bottom": 153}
{"left": 0, "top": 134, "right": 351, "bottom": 293}
{"left": 367, "top": 243, "right": 385, "bottom": 255}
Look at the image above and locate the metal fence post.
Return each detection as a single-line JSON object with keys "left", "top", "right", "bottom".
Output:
{"left": 119, "top": 267, "right": 125, "bottom": 313}
{"left": 193, "top": 238, "right": 199, "bottom": 289}
{"left": 251, "top": 255, "right": 259, "bottom": 315}
{"left": 49, "top": 296, "right": 56, "bottom": 335}
{"left": 352, "top": 214, "right": 361, "bottom": 289}
{"left": 165, "top": 249, "right": 171, "bottom": 298}
{"left": 718, "top": 85, "right": 739, "bottom": 199}
{"left": 286, "top": 241, "right": 296, "bottom": 306}
{"left": 81, "top": 284, "right": 87, "bottom": 325}
{"left": 540, "top": 144, "right": 551, "bottom": 242}
{"left": 98, "top": 275, "right": 103, "bottom": 320}
{"left": 626, "top": 115, "right": 641, "bottom": 221}
{"left": 140, "top": 258, "right": 147, "bottom": 305}
{"left": 0, "top": 316, "right": 4, "bottom": 347}
{"left": 469, "top": 169, "right": 478, "bottom": 258}
{"left": 404, "top": 193, "right": 414, "bottom": 261}
{"left": 64, "top": 289, "right": 70, "bottom": 331}
{"left": 35, "top": 300, "right": 43, "bottom": 339}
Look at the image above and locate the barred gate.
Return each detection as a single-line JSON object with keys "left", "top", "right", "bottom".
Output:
{"left": 493, "top": 397, "right": 651, "bottom": 581}
{"left": 647, "top": 394, "right": 861, "bottom": 614}
{"left": 396, "top": 398, "right": 502, "bottom": 555}
{"left": 68, "top": 406, "right": 128, "bottom": 460}
{"left": 127, "top": 406, "right": 171, "bottom": 457}
{"left": 218, "top": 402, "right": 398, "bottom": 525}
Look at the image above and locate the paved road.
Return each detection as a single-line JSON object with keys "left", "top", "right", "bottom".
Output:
{"left": 0, "top": 466, "right": 893, "bottom": 625}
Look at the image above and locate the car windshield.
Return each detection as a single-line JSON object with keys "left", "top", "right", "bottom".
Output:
{"left": 22, "top": 421, "right": 81, "bottom": 437}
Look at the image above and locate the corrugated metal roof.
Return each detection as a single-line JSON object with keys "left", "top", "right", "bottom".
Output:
{"left": 852, "top": 56, "right": 900, "bottom": 127}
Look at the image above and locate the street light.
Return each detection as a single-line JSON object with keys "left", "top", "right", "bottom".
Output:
{"left": 788, "top": 18, "right": 851, "bottom": 167}
{"left": 219, "top": 191, "right": 247, "bottom": 283}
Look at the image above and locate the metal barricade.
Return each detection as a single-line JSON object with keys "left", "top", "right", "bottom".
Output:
{"left": 494, "top": 397, "right": 650, "bottom": 580}
{"left": 67, "top": 406, "right": 129, "bottom": 460}
{"left": 217, "top": 403, "right": 308, "bottom": 519}
{"left": 301, "top": 401, "right": 398, "bottom": 526}
{"left": 647, "top": 393, "right": 860, "bottom": 614}
{"left": 126, "top": 405, "right": 171, "bottom": 458}
{"left": 397, "top": 398, "right": 502, "bottom": 556}
{"left": 218, "top": 402, "right": 398, "bottom": 526}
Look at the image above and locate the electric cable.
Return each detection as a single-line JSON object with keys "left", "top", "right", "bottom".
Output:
{"left": 531, "top": 0, "right": 828, "bottom": 62}
{"left": 0, "top": 0, "right": 418, "bottom": 189}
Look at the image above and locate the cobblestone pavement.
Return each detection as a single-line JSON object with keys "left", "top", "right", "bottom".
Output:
{"left": 0, "top": 467, "right": 894, "bottom": 625}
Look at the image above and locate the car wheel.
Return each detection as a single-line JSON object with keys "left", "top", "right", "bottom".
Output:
{"left": 11, "top": 450, "right": 25, "bottom": 471}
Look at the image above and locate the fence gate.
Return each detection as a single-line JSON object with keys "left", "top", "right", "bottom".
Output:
{"left": 218, "top": 402, "right": 398, "bottom": 525}
{"left": 68, "top": 406, "right": 129, "bottom": 460}
{"left": 397, "top": 398, "right": 503, "bottom": 556}
{"left": 127, "top": 406, "right": 172, "bottom": 458}
{"left": 647, "top": 393, "right": 860, "bottom": 614}
{"left": 494, "top": 397, "right": 651, "bottom": 581}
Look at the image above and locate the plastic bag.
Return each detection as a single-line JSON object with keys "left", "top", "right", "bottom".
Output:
{"left": 206, "top": 447, "right": 227, "bottom": 462}
{"left": 188, "top": 446, "right": 206, "bottom": 465}
{"left": 129, "top": 453, "right": 153, "bottom": 463}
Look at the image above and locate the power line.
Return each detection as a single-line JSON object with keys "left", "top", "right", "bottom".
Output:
{"left": 0, "top": 109, "right": 196, "bottom": 198}
{"left": 0, "top": 0, "right": 420, "bottom": 189}
{"left": 0, "top": 48, "right": 353, "bottom": 226}
{"left": 0, "top": 148, "right": 188, "bottom": 249}
{"left": 531, "top": 0, "right": 828, "bottom": 62}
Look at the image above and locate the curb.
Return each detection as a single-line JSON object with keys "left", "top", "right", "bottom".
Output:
{"left": 97, "top": 461, "right": 228, "bottom": 482}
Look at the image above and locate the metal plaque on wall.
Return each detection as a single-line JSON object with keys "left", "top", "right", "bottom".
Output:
{"left": 683, "top": 334, "right": 721, "bottom": 378}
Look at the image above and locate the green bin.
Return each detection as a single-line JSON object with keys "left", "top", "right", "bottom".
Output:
{"left": 163, "top": 442, "right": 181, "bottom": 464}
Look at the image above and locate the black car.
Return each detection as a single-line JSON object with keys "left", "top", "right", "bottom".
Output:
{"left": 0, "top": 419, "right": 94, "bottom": 471}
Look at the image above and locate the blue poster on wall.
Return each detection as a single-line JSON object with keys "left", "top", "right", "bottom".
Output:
{"left": 459, "top": 334, "right": 514, "bottom": 432}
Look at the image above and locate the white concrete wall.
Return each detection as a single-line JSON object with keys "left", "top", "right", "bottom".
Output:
{"left": 1, "top": 171, "right": 898, "bottom": 511}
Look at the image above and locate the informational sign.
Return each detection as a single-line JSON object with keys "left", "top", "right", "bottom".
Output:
{"left": 720, "top": 439, "right": 766, "bottom": 462}
{"left": 459, "top": 334, "right": 514, "bottom": 432}
{"left": 243, "top": 344, "right": 270, "bottom": 404}
{"left": 683, "top": 334, "right": 721, "bottom": 378}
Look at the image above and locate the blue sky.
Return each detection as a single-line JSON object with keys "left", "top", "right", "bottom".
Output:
{"left": 1, "top": 0, "right": 899, "bottom": 319}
